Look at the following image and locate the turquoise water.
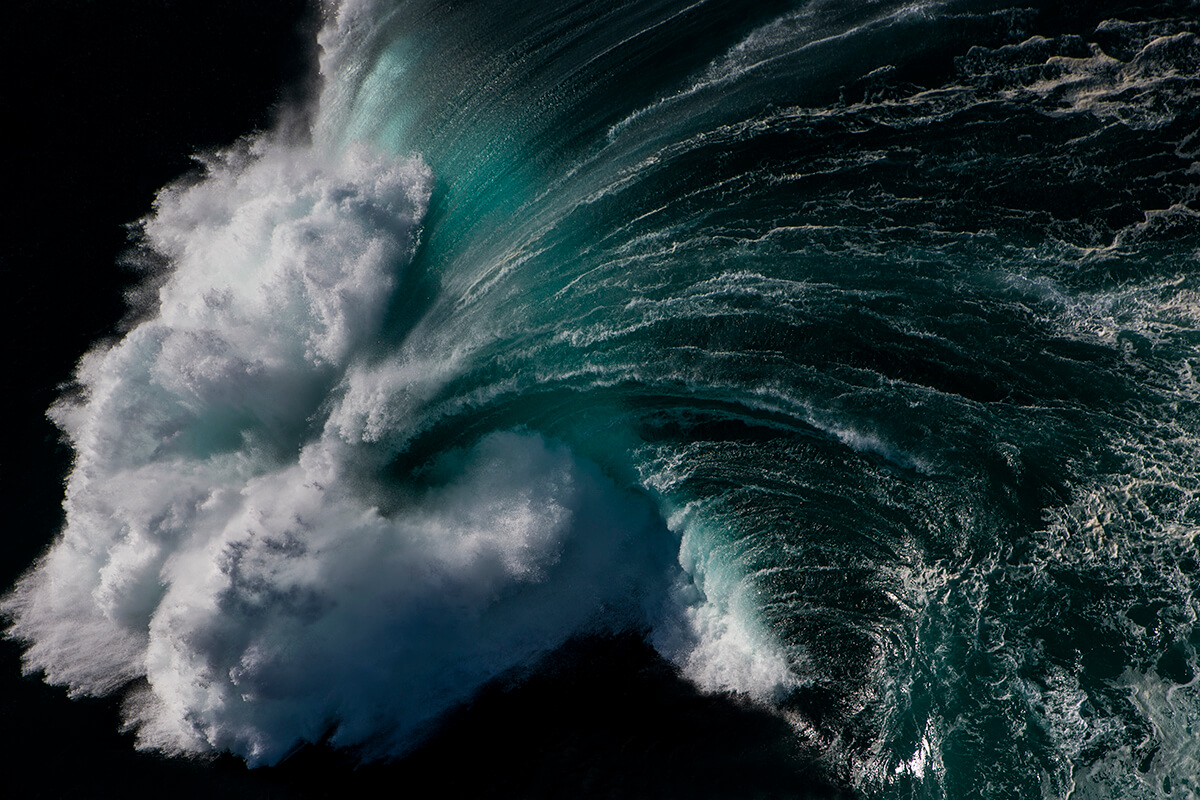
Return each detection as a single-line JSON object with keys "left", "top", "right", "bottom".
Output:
{"left": 6, "top": 1, "right": 1198, "bottom": 796}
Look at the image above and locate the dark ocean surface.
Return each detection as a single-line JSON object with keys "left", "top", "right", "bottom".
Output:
{"left": 3, "top": 1, "right": 1198, "bottom": 797}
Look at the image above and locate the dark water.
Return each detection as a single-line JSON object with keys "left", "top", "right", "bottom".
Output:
{"left": 4, "top": 1, "right": 1198, "bottom": 797}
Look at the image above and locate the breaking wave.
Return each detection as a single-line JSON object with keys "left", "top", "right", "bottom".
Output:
{"left": 6, "top": 0, "right": 1198, "bottom": 796}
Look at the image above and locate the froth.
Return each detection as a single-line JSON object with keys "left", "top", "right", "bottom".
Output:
{"left": 0, "top": 103, "right": 712, "bottom": 762}
{"left": 117, "top": 431, "right": 673, "bottom": 765}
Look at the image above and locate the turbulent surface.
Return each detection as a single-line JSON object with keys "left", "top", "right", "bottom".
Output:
{"left": 5, "top": 0, "right": 1199, "bottom": 796}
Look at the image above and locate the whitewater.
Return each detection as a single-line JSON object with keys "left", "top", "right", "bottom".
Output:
{"left": 5, "top": 0, "right": 1198, "bottom": 797}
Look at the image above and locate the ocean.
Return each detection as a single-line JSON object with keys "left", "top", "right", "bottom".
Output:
{"left": 3, "top": 1, "right": 1197, "bottom": 797}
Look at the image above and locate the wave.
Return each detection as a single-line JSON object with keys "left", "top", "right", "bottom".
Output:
{"left": 5, "top": 0, "right": 1199, "bottom": 796}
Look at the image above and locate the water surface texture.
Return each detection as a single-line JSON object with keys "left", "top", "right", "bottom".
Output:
{"left": 5, "top": 1, "right": 1199, "bottom": 797}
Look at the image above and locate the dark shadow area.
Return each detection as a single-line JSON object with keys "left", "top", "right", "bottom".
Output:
{"left": 1, "top": 0, "right": 320, "bottom": 588}
{"left": 276, "top": 633, "right": 850, "bottom": 799}
{"left": 2, "top": 633, "right": 850, "bottom": 799}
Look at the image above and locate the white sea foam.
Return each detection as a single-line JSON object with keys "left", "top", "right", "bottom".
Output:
{"left": 651, "top": 504, "right": 804, "bottom": 705}
{"left": 1, "top": 128, "right": 680, "bottom": 758}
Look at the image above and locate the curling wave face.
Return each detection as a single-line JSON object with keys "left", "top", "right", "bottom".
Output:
{"left": 6, "top": 0, "right": 1200, "bottom": 796}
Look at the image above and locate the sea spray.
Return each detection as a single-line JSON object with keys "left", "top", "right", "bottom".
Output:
{"left": 4, "top": 129, "right": 680, "bottom": 764}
